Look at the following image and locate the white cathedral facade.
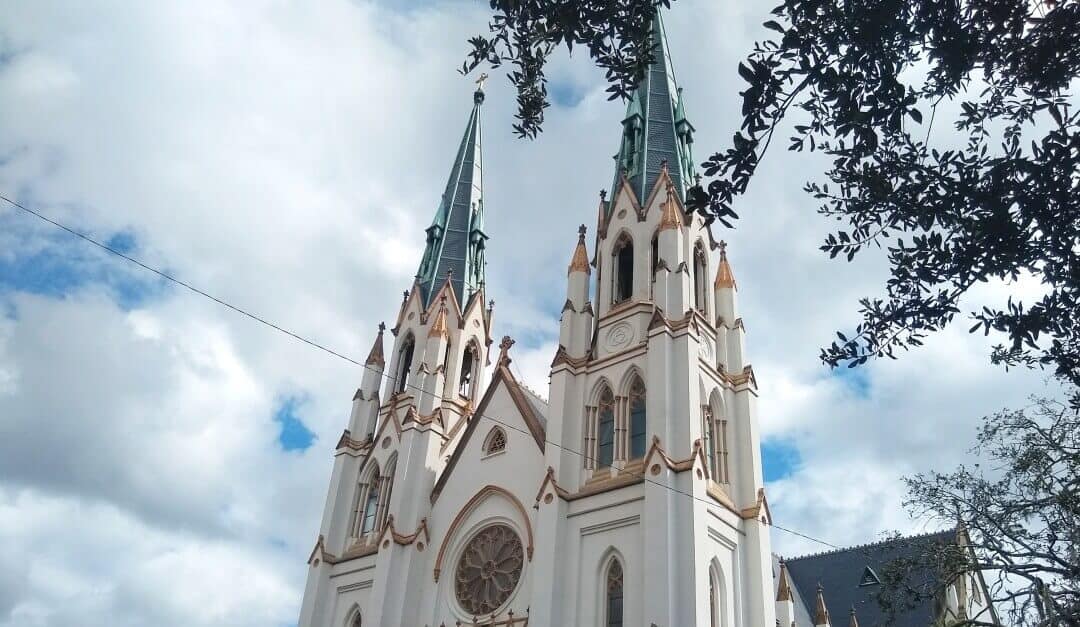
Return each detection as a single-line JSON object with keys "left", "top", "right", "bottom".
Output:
{"left": 297, "top": 13, "right": 995, "bottom": 627}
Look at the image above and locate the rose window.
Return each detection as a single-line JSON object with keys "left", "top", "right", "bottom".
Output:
{"left": 454, "top": 524, "right": 524, "bottom": 615}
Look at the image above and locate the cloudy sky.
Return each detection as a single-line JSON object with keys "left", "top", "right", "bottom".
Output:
{"left": 0, "top": 1, "right": 1060, "bottom": 625}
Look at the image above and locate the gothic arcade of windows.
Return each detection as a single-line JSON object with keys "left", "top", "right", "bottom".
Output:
{"left": 352, "top": 458, "right": 395, "bottom": 542}
{"left": 701, "top": 399, "right": 730, "bottom": 485}
{"left": 584, "top": 375, "right": 648, "bottom": 471}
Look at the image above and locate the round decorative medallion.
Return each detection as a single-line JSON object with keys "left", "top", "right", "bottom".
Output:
{"left": 604, "top": 322, "right": 635, "bottom": 351}
{"left": 382, "top": 436, "right": 392, "bottom": 449}
{"left": 543, "top": 493, "right": 553, "bottom": 504}
{"left": 617, "top": 209, "right": 627, "bottom": 219}
{"left": 454, "top": 524, "right": 525, "bottom": 615}
{"left": 417, "top": 542, "right": 425, "bottom": 552}
{"left": 696, "top": 468, "right": 703, "bottom": 479}
{"left": 650, "top": 464, "right": 662, "bottom": 476}
{"left": 473, "top": 319, "right": 480, "bottom": 328}
{"left": 408, "top": 312, "right": 415, "bottom": 320}
{"left": 698, "top": 338, "right": 713, "bottom": 362}
{"left": 383, "top": 539, "right": 390, "bottom": 548}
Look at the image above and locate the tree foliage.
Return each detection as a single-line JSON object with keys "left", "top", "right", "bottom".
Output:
{"left": 466, "top": 0, "right": 1080, "bottom": 398}
{"left": 880, "top": 395, "right": 1080, "bottom": 626}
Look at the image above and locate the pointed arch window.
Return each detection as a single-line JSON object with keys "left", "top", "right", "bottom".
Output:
{"left": 353, "top": 463, "right": 381, "bottom": 539}
{"left": 612, "top": 234, "right": 634, "bottom": 304}
{"left": 693, "top": 242, "right": 709, "bottom": 313}
{"left": 703, "top": 403, "right": 730, "bottom": 484}
{"left": 459, "top": 342, "right": 479, "bottom": 400}
{"left": 396, "top": 335, "right": 415, "bottom": 394}
{"left": 628, "top": 377, "right": 647, "bottom": 459}
{"left": 606, "top": 558, "right": 624, "bottom": 627}
{"left": 709, "top": 566, "right": 723, "bottom": 627}
{"left": 483, "top": 427, "right": 507, "bottom": 456}
{"left": 597, "top": 387, "right": 616, "bottom": 468}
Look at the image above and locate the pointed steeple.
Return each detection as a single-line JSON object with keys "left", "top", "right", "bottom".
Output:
{"left": 776, "top": 559, "right": 793, "bottom": 602}
{"left": 610, "top": 10, "right": 696, "bottom": 208}
{"left": 814, "top": 584, "right": 832, "bottom": 626}
{"left": 568, "top": 224, "right": 591, "bottom": 275}
{"left": 365, "top": 322, "right": 386, "bottom": 367}
{"left": 416, "top": 81, "right": 487, "bottom": 309}
{"left": 715, "top": 240, "right": 737, "bottom": 289}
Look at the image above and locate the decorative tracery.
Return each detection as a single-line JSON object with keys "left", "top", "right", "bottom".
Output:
{"left": 627, "top": 376, "right": 647, "bottom": 459}
{"left": 454, "top": 524, "right": 524, "bottom": 615}
{"left": 484, "top": 427, "right": 507, "bottom": 455}
{"left": 606, "top": 558, "right": 624, "bottom": 627}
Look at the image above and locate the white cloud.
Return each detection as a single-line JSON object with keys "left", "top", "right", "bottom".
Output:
{"left": 0, "top": 0, "right": 1065, "bottom": 623}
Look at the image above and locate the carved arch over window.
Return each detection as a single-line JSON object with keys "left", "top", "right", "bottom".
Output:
{"left": 483, "top": 427, "right": 507, "bottom": 456}
{"left": 344, "top": 605, "right": 362, "bottom": 627}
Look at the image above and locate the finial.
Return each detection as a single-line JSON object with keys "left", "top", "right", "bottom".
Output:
{"left": 848, "top": 607, "right": 859, "bottom": 627}
{"left": 776, "top": 558, "right": 793, "bottom": 602}
{"left": 402, "top": 290, "right": 409, "bottom": 303}
{"left": 719, "top": 240, "right": 728, "bottom": 256}
{"left": 569, "top": 225, "right": 591, "bottom": 274}
{"left": 488, "top": 299, "right": 495, "bottom": 310}
{"left": 660, "top": 159, "right": 669, "bottom": 172}
{"left": 429, "top": 296, "right": 450, "bottom": 338}
{"left": 366, "top": 322, "right": 387, "bottom": 367}
{"left": 578, "top": 224, "right": 587, "bottom": 239}
{"left": 599, "top": 189, "right": 607, "bottom": 201}
{"left": 474, "top": 72, "right": 488, "bottom": 104}
{"left": 497, "top": 336, "right": 515, "bottom": 365}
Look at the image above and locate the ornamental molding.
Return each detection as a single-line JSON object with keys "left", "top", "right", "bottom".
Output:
{"left": 434, "top": 485, "right": 535, "bottom": 583}
{"left": 375, "top": 515, "right": 431, "bottom": 549}
{"left": 335, "top": 429, "right": 373, "bottom": 454}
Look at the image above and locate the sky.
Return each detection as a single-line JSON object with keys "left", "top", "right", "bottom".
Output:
{"left": 0, "top": 1, "right": 1062, "bottom": 625}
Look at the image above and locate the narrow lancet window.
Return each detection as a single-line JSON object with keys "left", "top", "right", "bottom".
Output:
{"left": 694, "top": 242, "right": 708, "bottom": 312}
{"left": 459, "top": 343, "right": 477, "bottom": 399}
{"left": 396, "top": 336, "right": 415, "bottom": 394}
{"left": 360, "top": 479, "right": 380, "bottom": 536}
{"left": 606, "top": 559, "right": 624, "bottom": 627}
{"left": 613, "top": 235, "right": 634, "bottom": 304}
{"left": 597, "top": 388, "right": 616, "bottom": 468}
{"left": 628, "top": 377, "right": 647, "bottom": 459}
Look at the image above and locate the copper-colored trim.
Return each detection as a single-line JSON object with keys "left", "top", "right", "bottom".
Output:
{"left": 657, "top": 181, "right": 684, "bottom": 231}
{"left": 641, "top": 166, "right": 681, "bottom": 221}
{"left": 375, "top": 515, "right": 430, "bottom": 548}
{"left": 429, "top": 364, "right": 546, "bottom": 503}
{"left": 336, "top": 429, "right": 373, "bottom": 453}
{"left": 433, "top": 485, "right": 535, "bottom": 582}
{"left": 568, "top": 227, "right": 591, "bottom": 275}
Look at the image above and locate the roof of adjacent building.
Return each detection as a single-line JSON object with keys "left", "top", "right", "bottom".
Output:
{"left": 782, "top": 530, "right": 955, "bottom": 627}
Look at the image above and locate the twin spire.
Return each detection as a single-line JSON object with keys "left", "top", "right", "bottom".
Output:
{"left": 610, "top": 10, "right": 696, "bottom": 208}
{"left": 413, "top": 10, "right": 700, "bottom": 308}
{"left": 415, "top": 81, "right": 488, "bottom": 310}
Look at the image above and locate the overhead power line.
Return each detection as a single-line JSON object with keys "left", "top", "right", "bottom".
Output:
{"left": 1, "top": 192, "right": 838, "bottom": 549}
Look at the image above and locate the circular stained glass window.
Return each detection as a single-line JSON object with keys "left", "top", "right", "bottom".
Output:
{"left": 454, "top": 524, "right": 524, "bottom": 615}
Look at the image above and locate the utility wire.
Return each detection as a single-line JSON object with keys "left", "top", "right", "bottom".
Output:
{"left": 2, "top": 192, "right": 838, "bottom": 550}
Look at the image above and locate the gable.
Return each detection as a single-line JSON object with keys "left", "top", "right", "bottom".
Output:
{"left": 429, "top": 365, "right": 546, "bottom": 504}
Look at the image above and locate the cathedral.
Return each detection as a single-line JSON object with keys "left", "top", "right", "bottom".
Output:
{"left": 297, "top": 11, "right": 995, "bottom": 627}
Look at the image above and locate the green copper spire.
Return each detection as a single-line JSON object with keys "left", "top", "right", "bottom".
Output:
{"left": 416, "top": 83, "right": 487, "bottom": 309}
{"left": 610, "top": 10, "right": 696, "bottom": 207}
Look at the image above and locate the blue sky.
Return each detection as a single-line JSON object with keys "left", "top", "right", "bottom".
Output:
{"left": 0, "top": 1, "right": 1054, "bottom": 625}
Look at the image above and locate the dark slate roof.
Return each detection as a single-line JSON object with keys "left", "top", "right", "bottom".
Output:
{"left": 784, "top": 530, "right": 955, "bottom": 627}
{"left": 416, "top": 88, "right": 486, "bottom": 309}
